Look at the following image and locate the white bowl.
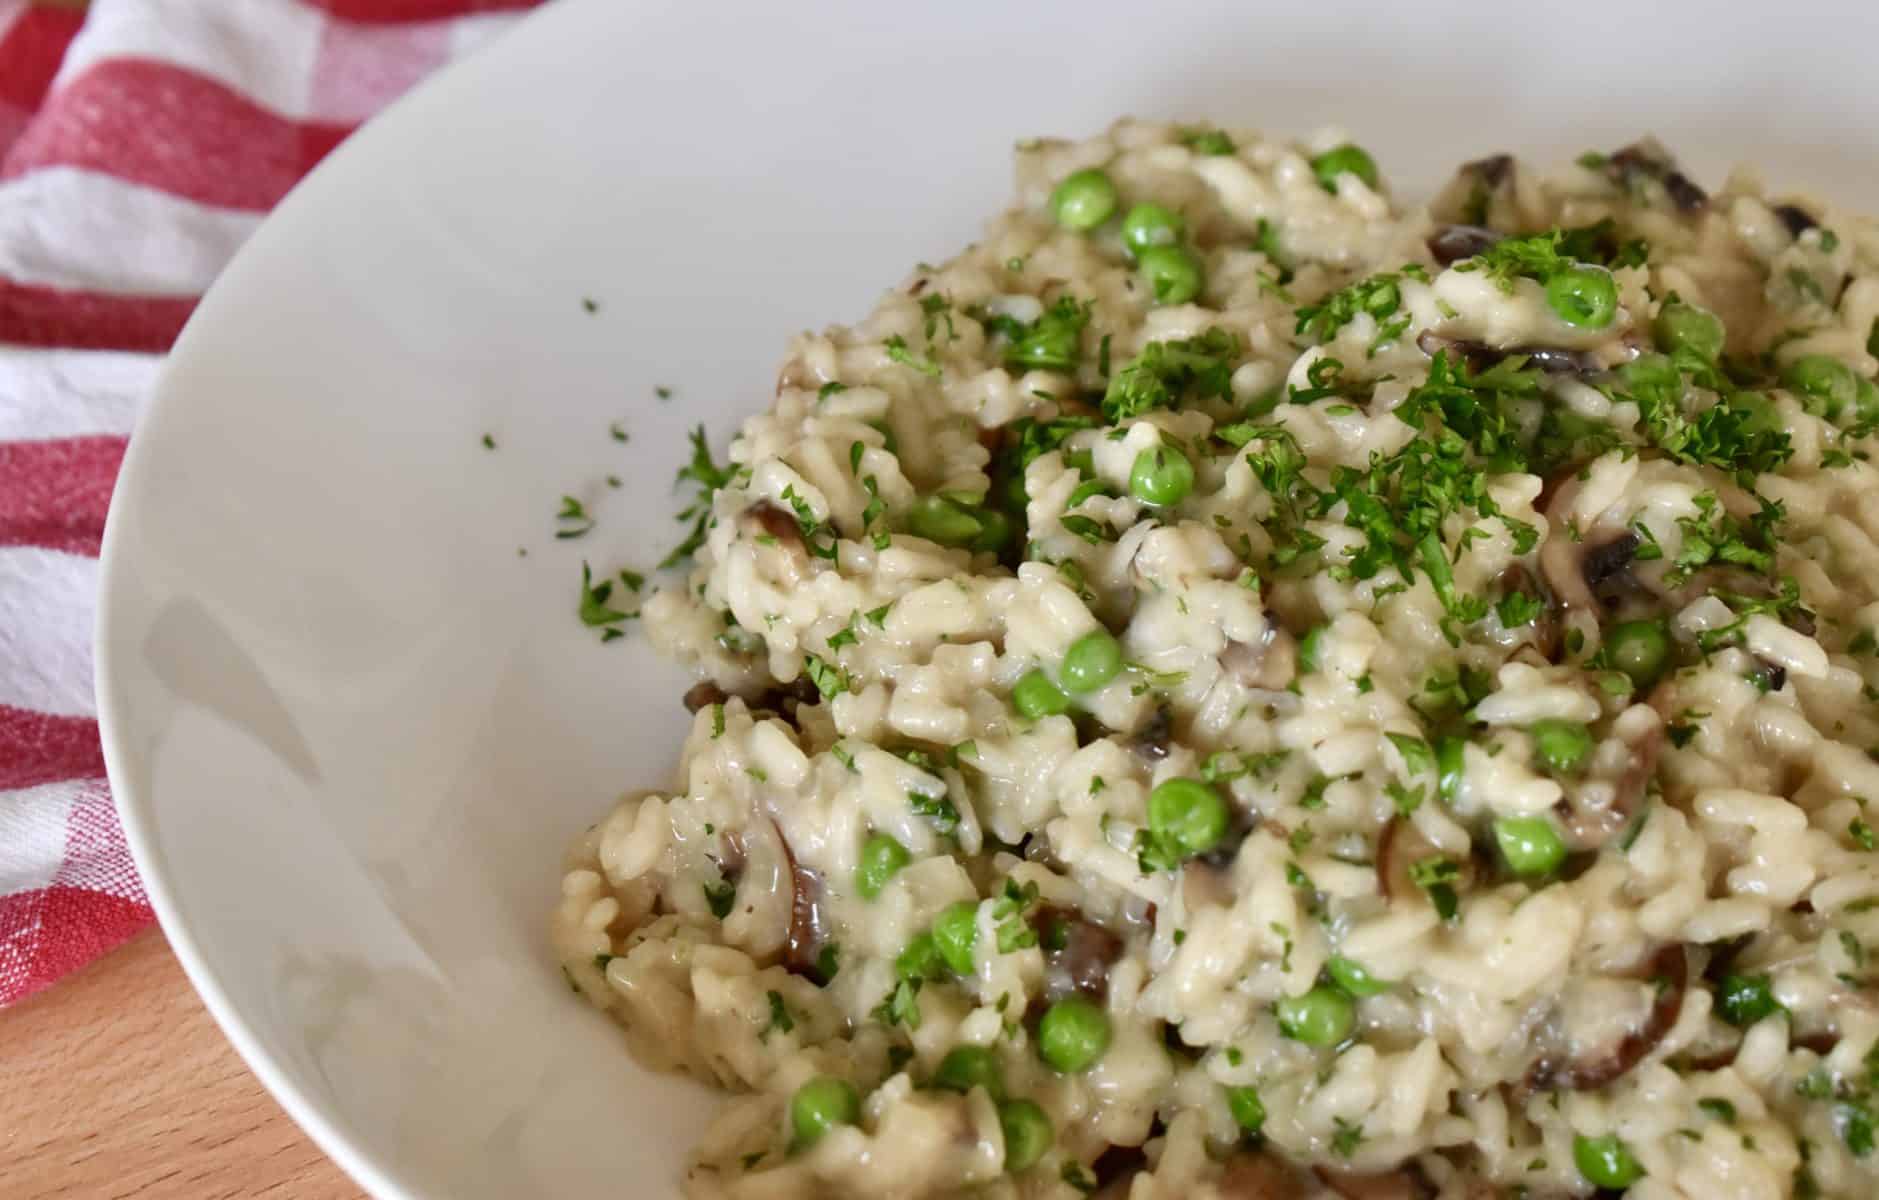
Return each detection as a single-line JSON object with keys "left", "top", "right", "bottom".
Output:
{"left": 95, "top": 1, "right": 1879, "bottom": 1196}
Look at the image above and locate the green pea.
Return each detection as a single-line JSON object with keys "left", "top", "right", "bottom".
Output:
{"left": 1545, "top": 266, "right": 1619, "bottom": 329}
{"left": 1727, "top": 389, "right": 1780, "bottom": 437}
{"left": 1060, "top": 630, "right": 1122, "bottom": 694}
{"left": 1050, "top": 168, "right": 1118, "bottom": 231}
{"left": 1859, "top": 377, "right": 1879, "bottom": 426}
{"left": 908, "top": 494, "right": 985, "bottom": 547}
{"left": 1325, "top": 955, "right": 1394, "bottom": 997}
{"left": 970, "top": 507, "right": 1013, "bottom": 555}
{"left": 997, "top": 1099, "right": 1054, "bottom": 1172}
{"left": 1573, "top": 1133, "right": 1644, "bottom": 1189}
{"left": 1606, "top": 618, "right": 1670, "bottom": 689}
{"left": 1137, "top": 244, "right": 1204, "bottom": 306}
{"left": 1120, "top": 203, "right": 1186, "bottom": 260}
{"left": 895, "top": 932, "right": 946, "bottom": 981}
{"left": 1129, "top": 445, "right": 1195, "bottom": 506}
{"left": 1225, "top": 1085, "right": 1266, "bottom": 1133}
{"left": 1311, "top": 144, "right": 1379, "bottom": 192}
{"left": 1435, "top": 736, "right": 1465, "bottom": 805}
{"left": 1147, "top": 777, "right": 1230, "bottom": 858}
{"left": 932, "top": 1044, "right": 1006, "bottom": 1099}
{"left": 1654, "top": 299, "right": 1724, "bottom": 361}
{"left": 1492, "top": 816, "right": 1567, "bottom": 877}
{"left": 855, "top": 833, "right": 910, "bottom": 900}
{"left": 1783, "top": 354, "right": 1859, "bottom": 420}
{"left": 1038, "top": 997, "right": 1111, "bottom": 1073}
{"left": 1530, "top": 718, "right": 1594, "bottom": 774}
{"left": 1012, "top": 669, "right": 1071, "bottom": 719}
{"left": 932, "top": 901, "right": 980, "bottom": 975}
{"left": 1275, "top": 986, "right": 1356, "bottom": 1045}
{"left": 789, "top": 1076, "right": 860, "bottom": 1150}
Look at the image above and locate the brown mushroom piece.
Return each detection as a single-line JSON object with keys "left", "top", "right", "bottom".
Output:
{"left": 1557, "top": 703, "right": 1663, "bottom": 851}
{"left": 1605, "top": 142, "right": 1708, "bottom": 215}
{"left": 1524, "top": 942, "right": 1688, "bottom": 1093}
{"left": 1494, "top": 565, "right": 1559, "bottom": 658}
{"left": 1130, "top": 704, "right": 1174, "bottom": 762}
{"left": 1773, "top": 203, "right": 1818, "bottom": 238}
{"left": 744, "top": 500, "right": 805, "bottom": 549}
{"left": 1376, "top": 817, "right": 1476, "bottom": 906}
{"left": 774, "top": 820, "right": 834, "bottom": 982}
{"left": 1033, "top": 905, "right": 1125, "bottom": 1001}
{"left": 1427, "top": 224, "right": 1502, "bottom": 267}
{"left": 1212, "top": 1151, "right": 1313, "bottom": 1200}
{"left": 1415, "top": 331, "right": 1604, "bottom": 377}
{"left": 1087, "top": 1145, "right": 1151, "bottom": 1200}
{"left": 683, "top": 680, "right": 731, "bottom": 713}
{"left": 1317, "top": 1166, "right": 1433, "bottom": 1200}
{"left": 1431, "top": 152, "right": 1516, "bottom": 228}
{"left": 1220, "top": 625, "right": 1299, "bottom": 693}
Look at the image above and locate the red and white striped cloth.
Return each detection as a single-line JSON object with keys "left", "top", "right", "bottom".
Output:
{"left": 0, "top": 0, "right": 537, "bottom": 1008}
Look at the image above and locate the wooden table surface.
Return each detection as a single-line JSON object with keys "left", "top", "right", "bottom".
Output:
{"left": 0, "top": 929, "right": 360, "bottom": 1198}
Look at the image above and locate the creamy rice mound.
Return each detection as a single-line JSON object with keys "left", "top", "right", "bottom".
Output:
{"left": 551, "top": 119, "right": 1879, "bottom": 1200}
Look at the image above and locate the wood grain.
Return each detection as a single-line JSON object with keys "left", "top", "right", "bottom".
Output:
{"left": 0, "top": 929, "right": 360, "bottom": 1199}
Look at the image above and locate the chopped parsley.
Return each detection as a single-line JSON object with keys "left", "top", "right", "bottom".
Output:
{"left": 1409, "top": 855, "right": 1461, "bottom": 922}
{"left": 909, "top": 790, "right": 959, "bottom": 836}
{"left": 1101, "top": 328, "right": 1241, "bottom": 422}
{"left": 555, "top": 495, "right": 595, "bottom": 539}
{"left": 884, "top": 334, "right": 941, "bottom": 378}
{"left": 979, "top": 296, "right": 1092, "bottom": 373}
{"left": 764, "top": 990, "right": 794, "bottom": 1037}
{"left": 577, "top": 561, "right": 639, "bottom": 636}
{"left": 703, "top": 879, "right": 736, "bottom": 919}
{"left": 1293, "top": 266, "right": 1422, "bottom": 346}
{"left": 803, "top": 653, "right": 850, "bottom": 699}
{"left": 663, "top": 425, "right": 737, "bottom": 567}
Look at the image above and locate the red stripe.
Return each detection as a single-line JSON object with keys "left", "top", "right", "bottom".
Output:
{"left": 0, "top": 435, "right": 125, "bottom": 555}
{"left": 301, "top": 0, "right": 538, "bottom": 22}
{"left": 0, "top": 705, "right": 103, "bottom": 791}
{"left": 0, "top": 4, "right": 86, "bottom": 113}
{"left": 0, "top": 887, "right": 152, "bottom": 1007}
{"left": 2, "top": 58, "right": 352, "bottom": 211}
{"left": 0, "top": 276, "right": 195, "bottom": 351}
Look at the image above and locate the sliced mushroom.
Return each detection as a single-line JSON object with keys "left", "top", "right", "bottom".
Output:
{"left": 1774, "top": 203, "right": 1818, "bottom": 238}
{"left": 1088, "top": 1144, "right": 1150, "bottom": 1200}
{"left": 1427, "top": 224, "right": 1502, "bottom": 267}
{"left": 1495, "top": 565, "right": 1559, "bottom": 658}
{"left": 1524, "top": 942, "right": 1687, "bottom": 1092}
{"left": 744, "top": 500, "right": 805, "bottom": 549}
{"left": 1605, "top": 142, "right": 1708, "bottom": 215}
{"left": 1131, "top": 705, "right": 1174, "bottom": 762}
{"left": 1432, "top": 152, "right": 1517, "bottom": 228}
{"left": 1221, "top": 626, "right": 1299, "bottom": 692}
{"left": 775, "top": 820, "right": 833, "bottom": 982}
{"left": 1215, "top": 1151, "right": 1312, "bottom": 1200}
{"left": 1416, "top": 331, "right": 1604, "bottom": 377}
{"left": 1376, "top": 817, "right": 1476, "bottom": 906}
{"left": 1559, "top": 705, "right": 1663, "bottom": 851}
{"left": 1317, "top": 1166, "right": 1432, "bottom": 1200}
{"left": 1033, "top": 905, "right": 1125, "bottom": 1000}
{"left": 683, "top": 680, "right": 731, "bottom": 712}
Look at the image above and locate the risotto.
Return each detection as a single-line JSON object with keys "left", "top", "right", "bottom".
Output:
{"left": 551, "top": 120, "right": 1879, "bottom": 1200}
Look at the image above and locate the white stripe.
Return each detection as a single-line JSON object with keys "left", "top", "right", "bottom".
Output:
{"left": 52, "top": 780, "right": 141, "bottom": 900}
{"left": 57, "top": 0, "right": 323, "bottom": 118}
{"left": 0, "top": 547, "right": 97, "bottom": 718}
{"left": 0, "top": 778, "right": 82, "bottom": 894}
{"left": 0, "top": 167, "right": 259, "bottom": 294}
{"left": 0, "top": 348, "right": 156, "bottom": 440}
